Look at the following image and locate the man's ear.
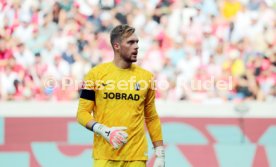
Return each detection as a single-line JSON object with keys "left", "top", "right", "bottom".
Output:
{"left": 113, "top": 42, "right": 120, "bottom": 50}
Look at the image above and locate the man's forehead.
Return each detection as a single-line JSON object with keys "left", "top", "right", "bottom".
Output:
{"left": 124, "top": 34, "right": 139, "bottom": 41}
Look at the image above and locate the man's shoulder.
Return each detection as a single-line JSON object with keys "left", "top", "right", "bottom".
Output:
{"left": 85, "top": 62, "right": 112, "bottom": 78}
{"left": 94, "top": 62, "right": 112, "bottom": 70}
{"left": 133, "top": 64, "right": 154, "bottom": 77}
{"left": 89, "top": 62, "right": 112, "bottom": 72}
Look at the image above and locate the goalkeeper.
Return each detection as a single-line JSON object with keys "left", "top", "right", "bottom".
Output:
{"left": 76, "top": 24, "right": 164, "bottom": 167}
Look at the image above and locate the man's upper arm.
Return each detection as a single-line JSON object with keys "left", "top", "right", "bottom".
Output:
{"left": 76, "top": 69, "right": 96, "bottom": 127}
{"left": 144, "top": 74, "right": 159, "bottom": 117}
{"left": 144, "top": 86, "right": 157, "bottom": 118}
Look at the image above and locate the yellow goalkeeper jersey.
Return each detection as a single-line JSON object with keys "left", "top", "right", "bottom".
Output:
{"left": 76, "top": 62, "right": 163, "bottom": 160}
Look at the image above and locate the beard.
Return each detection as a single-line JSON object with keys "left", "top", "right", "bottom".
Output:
{"left": 120, "top": 52, "right": 137, "bottom": 63}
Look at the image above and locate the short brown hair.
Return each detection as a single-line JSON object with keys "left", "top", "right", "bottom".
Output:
{"left": 110, "top": 24, "right": 135, "bottom": 47}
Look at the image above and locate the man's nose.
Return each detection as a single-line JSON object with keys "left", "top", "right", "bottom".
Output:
{"left": 134, "top": 43, "right": 139, "bottom": 50}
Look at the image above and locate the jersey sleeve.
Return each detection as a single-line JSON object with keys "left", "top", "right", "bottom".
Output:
{"left": 76, "top": 69, "right": 96, "bottom": 127}
{"left": 144, "top": 75, "right": 163, "bottom": 142}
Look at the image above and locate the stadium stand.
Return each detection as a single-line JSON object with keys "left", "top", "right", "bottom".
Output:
{"left": 0, "top": 0, "right": 275, "bottom": 102}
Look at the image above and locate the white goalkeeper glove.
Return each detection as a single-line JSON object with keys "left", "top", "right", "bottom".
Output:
{"left": 153, "top": 146, "right": 165, "bottom": 167}
{"left": 92, "top": 122, "right": 128, "bottom": 149}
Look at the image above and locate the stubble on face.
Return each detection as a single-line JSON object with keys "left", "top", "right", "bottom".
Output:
{"left": 119, "top": 34, "right": 139, "bottom": 63}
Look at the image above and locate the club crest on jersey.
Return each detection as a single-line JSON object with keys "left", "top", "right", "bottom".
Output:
{"left": 135, "top": 83, "right": 140, "bottom": 91}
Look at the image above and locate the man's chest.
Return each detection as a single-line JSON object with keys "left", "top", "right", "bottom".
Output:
{"left": 94, "top": 74, "right": 150, "bottom": 103}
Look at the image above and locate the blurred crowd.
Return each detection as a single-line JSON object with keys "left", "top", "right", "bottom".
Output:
{"left": 0, "top": 0, "right": 275, "bottom": 102}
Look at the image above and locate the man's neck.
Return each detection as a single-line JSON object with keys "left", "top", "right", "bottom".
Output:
{"left": 113, "top": 55, "right": 132, "bottom": 69}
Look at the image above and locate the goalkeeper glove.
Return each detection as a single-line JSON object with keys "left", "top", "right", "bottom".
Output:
{"left": 153, "top": 146, "right": 165, "bottom": 167}
{"left": 92, "top": 122, "right": 128, "bottom": 149}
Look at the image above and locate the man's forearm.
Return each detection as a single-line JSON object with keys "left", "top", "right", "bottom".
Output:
{"left": 86, "top": 120, "right": 97, "bottom": 130}
{"left": 76, "top": 98, "right": 94, "bottom": 127}
{"left": 146, "top": 116, "right": 163, "bottom": 143}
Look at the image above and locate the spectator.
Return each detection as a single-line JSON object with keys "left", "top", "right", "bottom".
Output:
{"left": 0, "top": 65, "right": 19, "bottom": 100}
{"left": 232, "top": 75, "right": 255, "bottom": 101}
{"left": 13, "top": 43, "right": 35, "bottom": 69}
{"left": 0, "top": 40, "right": 12, "bottom": 67}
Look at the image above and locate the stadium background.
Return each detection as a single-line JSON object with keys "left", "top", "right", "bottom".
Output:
{"left": 0, "top": 0, "right": 276, "bottom": 167}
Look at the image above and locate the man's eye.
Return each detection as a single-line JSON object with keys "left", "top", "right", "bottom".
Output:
{"left": 127, "top": 40, "right": 138, "bottom": 45}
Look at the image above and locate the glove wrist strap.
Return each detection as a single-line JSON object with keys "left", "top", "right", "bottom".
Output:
{"left": 91, "top": 122, "right": 98, "bottom": 132}
{"left": 92, "top": 122, "right": 108, "bottom": 135}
